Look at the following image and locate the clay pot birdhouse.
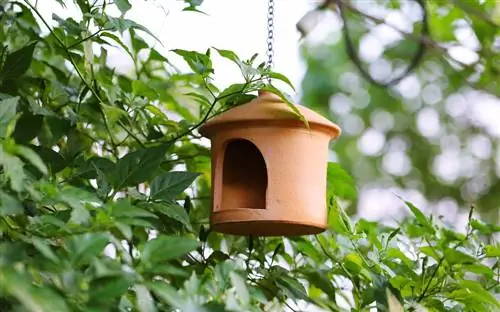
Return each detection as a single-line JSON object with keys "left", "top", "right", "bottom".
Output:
{"left": 199, "top": 90, "right": 341, "bottom": 236}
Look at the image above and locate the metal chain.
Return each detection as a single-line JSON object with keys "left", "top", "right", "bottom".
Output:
{"left": 266, "top": 0, "right": 275, "bottom": 80}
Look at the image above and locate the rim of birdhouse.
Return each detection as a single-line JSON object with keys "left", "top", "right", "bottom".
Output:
{"left": 199, "top": 89, "right": 341, "bottom": 138}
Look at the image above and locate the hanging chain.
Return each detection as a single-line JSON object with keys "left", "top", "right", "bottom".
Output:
{"left": 266, "top": 0, "right": 275, "bottom": 81}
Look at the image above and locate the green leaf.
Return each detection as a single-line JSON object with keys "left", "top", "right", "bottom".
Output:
{"left": 344, "top": 252, "right": 363, "bottom": 274}
{"left": 105, "top": 17, "right": 161, "bottom": 43}
{"left": 149, "top": 281, "right": 185, "bottom": 309}
{"left": 274, "top": 271, "right": 309, "bottom": 301}
{"left": 0, "top": 145, "right": 26, "bottom": 192}
{"left": 113, "top": 146, "right": 166, "bottom": 189}
{"left": 100, "top": 32, "right": 134, "bottom": 60}
{"left": 0, "top": 191, "right": 23, "bottom": 216}
{"left": 150, "top": 171, "right": 200, "bottom": 200}
{"left": 0, "top": 42, "right": 38, "bottom": 80}
{"left": 213, "top": 48, "right": 259, "bottom": 80}
{"left": 385, "top": 248, "right": 414, "bottom": 267}
{"left": 459, "top": 279, "right": 500, "bottom": 308}
{"left": 115, "top": 0, "right": 132, "bottom": 14}
{"left": 230, "top": 272, "right": 249, "bottom": 305}
{"left": 0, "top": 97, "right": 20, "bottom": 138}
{"left": 302, "top": 270, "right": 336, "bottom": 299}
{"left": 30, "top": 146, "right": 66, "bottom": 173}
{"left": 134, "top": 284, "right": 157, "bottom": 312}
{"left": 12, "top": 112, "right": 43, "bottom": 143}
{"left": 111, "top": 199, "right": 158, "bottom": 219}
{"left": 484, "top": 244, "right": 500, "bottom": 257}
{"left": 70, "top": 233, "right": 109, "bottom": 266}
{"left": 132, "top": 80, "right": 158, "bottom": 99}
{"left": 463, "top": 263, "right": 494, "bottom": 278}
{"left": 327, "top": 195, "right": 353, "bottom": 234}
{"left": 75, "top": 0, "right": 90, "bottom": 13}
{"left": 0, "top": 267, "right": 71, "bottom": 312}
{"left": 141, "top": 235, "right": 200, "bottom": 266}
{"left": 14, "top": 145, "right": 48, "bottom": 175}
{"left": 269, "top": 71, "right": 296, "bottom": 91}
{"left": 420, "top": 246, "right": 440, "bottom": 260}
{"left": 470, "top": 219, "right": 500, "bottom": 235}
{"left": 203, "top": 302, "right": 230, "bottom": 312}
{"left": 130, "top": 29, "right": 149, "bottom": 53}
{"left": 94, "top": 164, "right": 110, "bottom": 199}
{"left": 89, "top": 275, "right": 135, "bottom": 303}
{"left": 149, "top": 201, "right": 192, "bottom": 230}
{"left": 403, "top": 200, "right": 435, "bottom": 234}
{"left": 444, "top": 249, "right": 476, "bottom": 264}
{"left": 58, "top": 187, "right": 99, "bottom": 225}
{"left": 30, "top": 238, "right": 59, "bottom": 263}
{"left": 213, "top": 48, "right": 239, "bottom": 63}
{"left": 261, "top": 84, "right": 308, "bottom": 127}
{"left": 218, "top": 83, "right": 246, "bottom": 100}
{"left": 327, "top": 162, "right": 357, "bottom": 200}
{"left": 172, "top": 49, "right": 213, "bottom": 76}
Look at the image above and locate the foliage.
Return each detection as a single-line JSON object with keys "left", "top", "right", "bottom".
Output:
{"left": 0, "top": 1, "right": 498, "bottom": 312}
{"left": 300, "top": 0, "right": 500, "bottom": 219}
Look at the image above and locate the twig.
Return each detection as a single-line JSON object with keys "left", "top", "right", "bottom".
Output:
{"left": 164, "top": 78, "right": 261, "bottom": 145}
{"left": 336, "top": 0, "right": 474, "bottom": 70}
{"left": 23, "top": 0, "right": 118, "bottom": 154}
{"left": 337, "top": 0, "right": 429, "bottom": 87}
{"left": 67, "top": 29, "right": 105, "bottom": 49}
{"left": 418, "top": 206, "right": 475, "bottom": 302}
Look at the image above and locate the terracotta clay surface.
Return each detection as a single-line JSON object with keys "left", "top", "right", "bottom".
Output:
{"left": 199, "top": 90, "right": 341, "bottom": 236}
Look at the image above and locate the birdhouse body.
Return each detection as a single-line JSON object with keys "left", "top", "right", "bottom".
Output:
{"left": 199, "top": 90, "right": 340, "bottom": 236}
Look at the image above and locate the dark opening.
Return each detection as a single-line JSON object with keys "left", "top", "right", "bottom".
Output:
{"left": 222, "top": 139, "right": 267, "bottom": 210}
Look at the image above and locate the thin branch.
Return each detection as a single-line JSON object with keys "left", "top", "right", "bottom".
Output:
{"left": 23, "top": 0, "right": 118, "bottom": 154}
{"left": 337, "top": 0, "right": 429, "bottom": 87}
{"left": 67, "top": 29, "right": 105, "bottom": 49}
{"left": 164, "top": 78, "right": 261, "bottom": 145}
{"left": 337, "top": 0, "right": 474, "bottom": 70}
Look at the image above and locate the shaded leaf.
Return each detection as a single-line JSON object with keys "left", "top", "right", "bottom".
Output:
{"left": 105, "top": 17, "right": 161, "bottom": 43}
{"left": 70, "top": 233, "right": 109, "bottom": 266}
{"left": 0, "top": 145, "right": 26, "bottom": 192}
{"left": 0, "top": 191, "right": 23, "bottom": 216}
{"left": 0, "top": 42, "right": 37, "bottom": 80}
{"left": 14, "top": 145, "right": 48, "bottom": 175}
{"left": 149, "top": 201, "right": 192, "bottom": 230}
{"left": 269, "top": 71, "right": 296, "bottom": 91}
{"left": 484, "top": 245, "right": 500, "bottom": 257}
{"left": 403, "top": 200, "right": 435, "bottom": 234}
{"left": 150, "top": 171, "right": 200, "bottom": 201}
{"left": 134, "top": 284, "right": 157, "bottom": 312}
{"left": 115, "top": 0, "right": 132, "bottom": 14}
{"left": 261, "top": 84, "right": 308, "bottom": 126}
{"left": 141, "top": 235, "right": 200, "bottom": 266}
{"left": 113, "top": 147, "right": 166, "bottom": 189}
{"left": 89, "top": 275, "right": 135, "bottom": 303}
{"left": 12, "top": 112, "right": 43, "bottom": 143}
{"left": 172, "top": 49, "right": 213, "bottom": 76}
{"left": 0, "top": 267, "right": 71, "bottom": 312}
{"left": 327, "top": 162, "right": 357, "bottom": 200}
{"left": 0, "top": 97, "right": 19, "bottom": 138}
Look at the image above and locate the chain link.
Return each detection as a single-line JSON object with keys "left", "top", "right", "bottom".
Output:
{"left": 266, "top": 0, "right": 275, "bottom": 79}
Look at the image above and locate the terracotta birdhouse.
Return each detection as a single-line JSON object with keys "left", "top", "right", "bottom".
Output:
{"left": 199, "top": 90, "right": 341, "bottom": 236}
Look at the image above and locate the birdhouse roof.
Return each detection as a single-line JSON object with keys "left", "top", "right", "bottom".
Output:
{"left": 199, "top": 90, "right": 341, "bottom": 138}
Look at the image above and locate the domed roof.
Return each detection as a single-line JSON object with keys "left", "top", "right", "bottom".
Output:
{"left": 199, "top": 90, "right": 341, "bottom": 138}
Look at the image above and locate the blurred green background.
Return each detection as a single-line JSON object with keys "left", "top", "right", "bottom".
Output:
{"left": 299, "top": 0, "right": 500, "bottom": 223}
